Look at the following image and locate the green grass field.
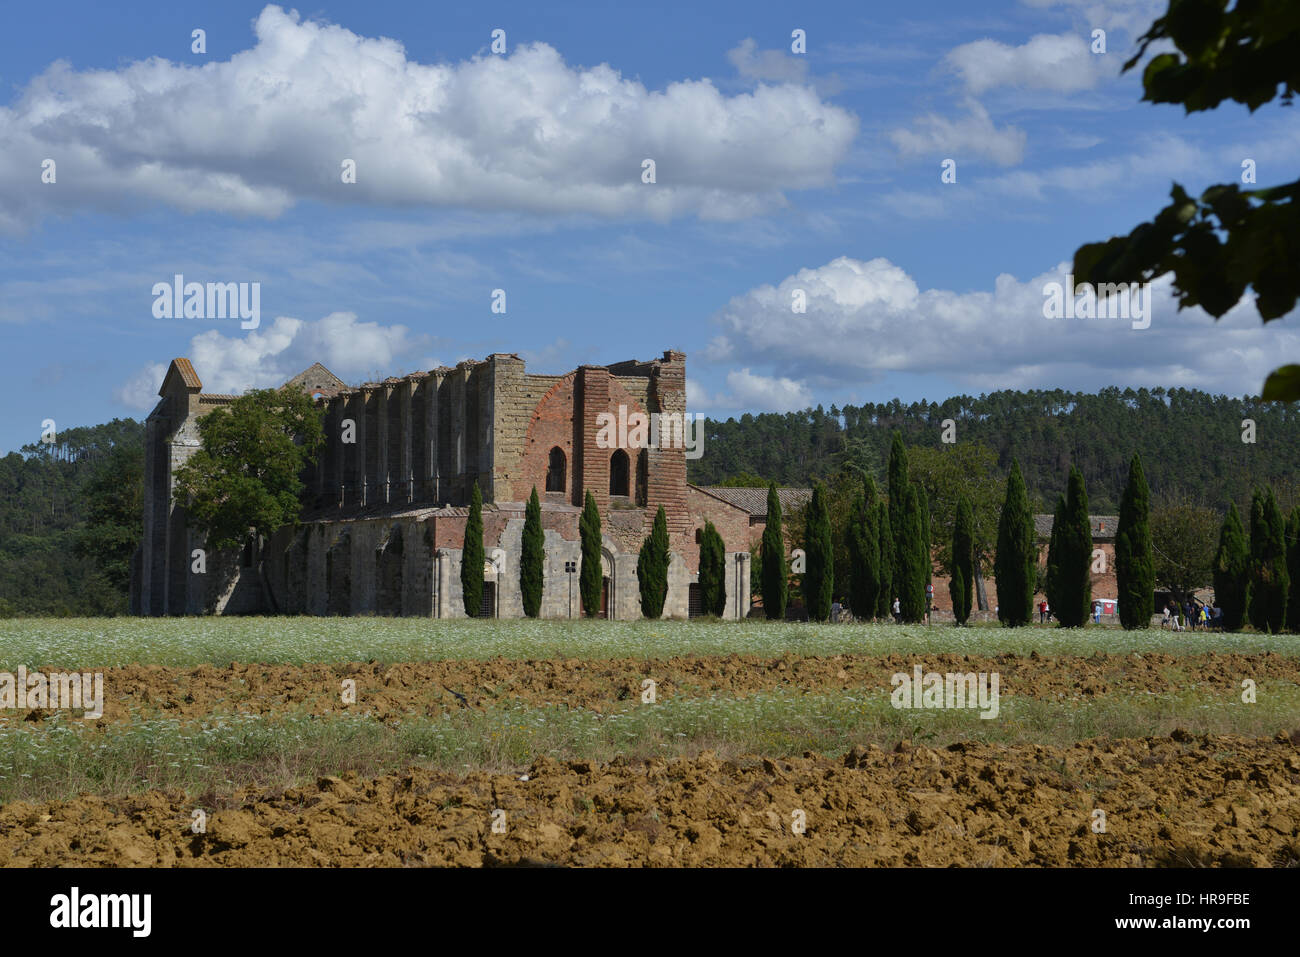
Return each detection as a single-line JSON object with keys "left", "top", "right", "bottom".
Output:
{"left": 2, "top": 616, "right": 1298, "bottom": 668}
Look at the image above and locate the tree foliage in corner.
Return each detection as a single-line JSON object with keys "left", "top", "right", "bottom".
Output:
{"left": 1072, "top": 0, "right": 1300, "bottom": 400}
{"left": 579, "top": 491, "right": 603, "bottom": 617}
{"left": 1247, "top": 485, "right": 1289, "bottom": 632}
{"left": 1115, "top": 454, "right": 1155, "bottom": 629}
{"left": 461, "top": 481, "right": 485, "bottom": 617}
{"left": 637, "top": 505, "right": 670, "bottom": 619}
{"left": 802, "top": 482, "right": 834, "bottom": 621}
{"left": 520, "top": 486, "right": 544, "bottom": 618}
{"left": 173, "top": 387, "right": 324, "bottom": 612}
{"left": 761, "top": 484, "right": 788, "bottom": 620}
{"left": 698, "top": 520, "right": 726, "bottom": 617}
{"left": 949, "top": 494, "right": 974, "bottom": 625}
{"left": 1214, "top": 502, "right": 1250, "bottom": 632}
{"left": 994, "top": 459, "right": 1036, "bottom": 627}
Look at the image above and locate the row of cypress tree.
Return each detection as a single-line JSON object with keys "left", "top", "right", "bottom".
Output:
{"left": 761, "top": 432, "right": 932, "bottom": 623}
{"left": 461, "top": 485, "right": 727, "bottom": 619}
{"left": 1213, "top": 486, "right": 1297, "bottom": 634}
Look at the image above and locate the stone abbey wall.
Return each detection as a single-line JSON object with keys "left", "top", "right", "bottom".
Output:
{"left": 132, "top": 350, "right": 750, "bottom": 619}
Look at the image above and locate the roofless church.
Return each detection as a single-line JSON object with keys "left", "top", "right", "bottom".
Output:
{"left": 130, "top": 351, "right": 758, "bottom": 619}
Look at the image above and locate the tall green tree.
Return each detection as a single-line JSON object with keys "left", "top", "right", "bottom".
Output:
{"left": 1152, "top": 504, "right": 1218, "bottom": 611}
{"left": 887, "top": 430, "right": 909, "bottom": 587}
{"left": 875, "top": 502, "right": 894, "bottom": 619}
{"left": 1072, "top": 0, "right": 1300, "bottom": 399}
{"left": 918, "top": 484, "right": 932, "bottom": 588}
{"left": 896, "top": 484, "right": 928, "bottom": 623}
{"left": 847, "top": 477, "right": 882, "bottom": 620}
{"left": 579, "top": 490, "right": 603, "bottom": 617}
{"left": 1247, "top": 486, "right": 1289, "bottom": 633}
{"left": 520, "top": 486, "right": 545, "bottom": 618}
{"left": 761, "top": 484, "right": 788, "bottom": 620}
{"left": 949, "top": 494, "right": 974, "bottom": 625}
{"left": 637, "top": 505, "right": 671, "bottom": 619}
{"left": 173, "top": 387, "right": 325, "bottom": 612}
{"left": 1044, "top": 494, "right": 1066, "bottom": 622}
{"left": 1115, "top": 454, "right": 1155, "bottom": 629}
{"left": 1214, "top": 502, "right": 1250, "bottom": 632}
{"left": 802, "top": 482, "right": 834, "bottom": 621}
{"left": 461, "top": 481, "right": 485, "bottom": 617}
{"left": 994, "top": 459, "right": 1036, "bottom": 627}
{"left": 75, "top": 442, "right": 145, "bottom": 597}
{"left": 1286, "top": 506, "right": 1300, "bottom": 633}
{"left": 1053, "top": 467, "right": 1093, "bottom": 628}
{"left": 698, "top": 520, "right": 726, "bottom": 617}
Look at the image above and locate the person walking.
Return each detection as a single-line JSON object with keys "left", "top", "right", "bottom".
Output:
{"left": 1161, "top": 605, "right": 1171, "bottom": 630}
{"left": 892, "top": 597, "right": 901, "bottom": 623}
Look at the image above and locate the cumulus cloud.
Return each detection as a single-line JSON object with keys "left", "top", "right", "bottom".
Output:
{"left": 689, "top": 369, "right": 813, "bottom": 415}
{"left": 0, "top": 5, "right": 857, "bottom": 232}
{"left": 946, "top": 32, "right": 1110, "bottom": 94}
{"left": 889, "top": 99, "right": 1026, "bottom": 166}
{"left": 707, "top": 256, "right": 1300, "bottom": 398}
{"left": 115, "top": 312, "right": 435, "bottom": 409}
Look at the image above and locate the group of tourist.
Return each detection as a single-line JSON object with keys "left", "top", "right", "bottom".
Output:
{"left": 1161, "top": 600, "right": 1221, "bottom": 631}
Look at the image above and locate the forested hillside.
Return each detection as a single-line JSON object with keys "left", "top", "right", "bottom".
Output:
{"left": 0, "top": 419, "right": 144, "bottom": 616}
{"left": 689, "top": 387, "right": 1300, "bottom": 511}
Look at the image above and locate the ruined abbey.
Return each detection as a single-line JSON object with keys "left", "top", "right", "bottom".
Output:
{"left": 130, "top": 351, "right": 757, "bottom": 618}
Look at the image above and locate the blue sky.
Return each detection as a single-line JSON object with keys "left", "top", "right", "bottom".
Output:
{"left": 3, "top": 0, "right": 1298, "bottom": 454}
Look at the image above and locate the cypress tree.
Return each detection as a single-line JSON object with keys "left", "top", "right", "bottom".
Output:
{"left": 1044, "top": 494, "right": 1065, "bottom": 622}
{"left": 1115, "top": 454, "right": 1155, "bottom": 629}
{"left": 918, "top": 484, "right": 933, "bottom": 587}
{"left": 994, "top": 459, "right": 1035, "bottom": 627}
{"left": 875, "top": 501, "right": 894, "bottom": 620}
{"left": 697, "top": 520, "right": 726, "bottom": 617}
{"left": 637, "top": 505, "right": 670, "bottom": 619}
{"left": 579, "top": 490, "right": 603, "bottom": 617}
{"left": 848, "top": 477, "right": 881, "bottom": 620}
{"left": 896, "top": 484, "right": 928, "bottom": 623}
{"left": 461, "top": 481, "right": 485, "bottom": 617}
{"left": 1214, "top": 502, "right": 1250, "bottom": 632}
{"left": 1247, "top": 486, "right": 1289, "bottom": 633}
{"left": 1287, "top": 506, "right": 1300, "bottom": 633}
{"left": 802, "top": 482, "right": 834, "bottom": 621}
{"left": 950, "top": 494, "right": 974, "bottom": 625}
{"left": 761, "top": 484, "right": 788, "bottom": 620}
{"left": 520, "top": 486, "right": 544, "bottom": 618}
{"left": 887, "top": 431, "right": 908, "bottom": 589}
{"left": 1054, "top": 466, "right": 1092, "bottom": 628}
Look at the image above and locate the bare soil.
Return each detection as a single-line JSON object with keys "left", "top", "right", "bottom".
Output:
{"left": 9, "top": 651, "right": 1298, "bottom": 725}
{"left": 2, "top": 732, "right": 1298, "bottom": 867}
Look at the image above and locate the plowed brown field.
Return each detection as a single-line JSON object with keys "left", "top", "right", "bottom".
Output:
{"left": 2, "top": 733, "right": 1298, "bottom": 867}
{"left": 7, "top": 651, "right": 1297, "bottom": 725}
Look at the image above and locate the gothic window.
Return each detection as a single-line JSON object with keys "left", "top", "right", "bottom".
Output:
{"left": 546, "top": 447, "right": 566, "bottom": 493}
{"left": 610, "top": 449, "right": 630, "bottom": 497}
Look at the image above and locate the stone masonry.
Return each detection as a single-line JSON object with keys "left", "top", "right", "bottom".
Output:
{"left": 131, "top": 351, "right": 749, "bottom": 619}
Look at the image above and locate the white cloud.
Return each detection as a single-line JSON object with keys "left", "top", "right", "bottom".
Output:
{"left": 688, "top": 369, "right": 813, "bottom": 414}
{"left": 708, "top": 256, "right": 1300, "bottom": 398}
{"left": 889, "top": 99, "right": 1027, "bottom": 166}
{"left": 0, "top": 5, "right": 857, "bottom": 232}
{"left": 115, "top": 311, "right": 434, "bottom": 409}
{"left": 726, "top": 38, "right": 809, "bottom": 84}
{"left": 946, "top": 32, "right": 1111, "bottom": 94}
